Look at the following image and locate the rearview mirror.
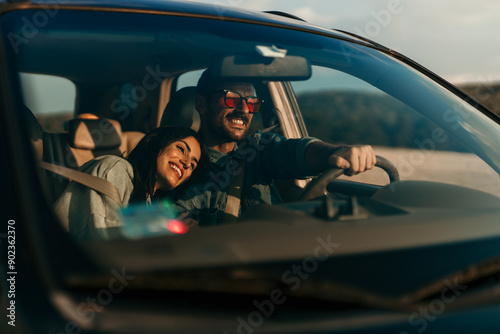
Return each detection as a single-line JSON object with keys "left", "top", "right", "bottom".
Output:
{"left": 211, "top": 55, "right": 311, "bottom": 81}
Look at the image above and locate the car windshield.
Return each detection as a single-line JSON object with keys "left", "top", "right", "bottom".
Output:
{"left": 3, "top": 6, "right": 500, "bottom": 305}
{"left": 4, "top": 9, "right": 500, "bottom": 189}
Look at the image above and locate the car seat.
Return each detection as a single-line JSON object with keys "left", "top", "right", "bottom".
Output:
{"left": 40, "top": 115, "right": 144, "bottom": 202}
{"left": 160, "top": 86, "right": 200, "bottom": 131}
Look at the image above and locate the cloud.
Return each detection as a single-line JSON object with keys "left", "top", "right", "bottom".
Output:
{"left": 196, "top": 0, "right": 285, "bottom": 12}
{"left": 445, "top": 71, "right": 500, "bottom": 85}
{"left": 290, "top": 6, "right": 336, "bottom": 26}
{"left": 187, "top": 0, "right": 500, "bottom": 83}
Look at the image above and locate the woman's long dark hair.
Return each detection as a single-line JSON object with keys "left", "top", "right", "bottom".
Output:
{"left": 126, "top": 126, "right": 207, "bottom": 202}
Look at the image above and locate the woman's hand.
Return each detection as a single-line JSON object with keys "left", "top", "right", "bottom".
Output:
{"left": 177, "top": 211, "right": 199, "bottom": 229}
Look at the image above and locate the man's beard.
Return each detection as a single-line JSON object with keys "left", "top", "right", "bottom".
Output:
{"left": 209, "top": 113, "right": 249, "bottom": 143}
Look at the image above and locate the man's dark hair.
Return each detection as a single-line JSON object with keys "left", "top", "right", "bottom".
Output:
{"left": 196, "top": 68, "right": 217, "bottom": 98}
{"left": 126, "top": 126, "right": 207, "bottom": 202}
{"left": 196, "top": 68, "right": 253, "bottom": 98}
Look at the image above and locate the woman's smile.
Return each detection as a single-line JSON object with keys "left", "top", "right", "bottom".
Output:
{"left": 169, "top": 162, "right": 183, "bottom": 179}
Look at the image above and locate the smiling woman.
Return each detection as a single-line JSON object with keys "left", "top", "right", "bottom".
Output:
{"left": 154, "top": 136, "right": 201, "bottom": 192}
{"left": 54, "top": 126, "right": 207, "bottom": 241}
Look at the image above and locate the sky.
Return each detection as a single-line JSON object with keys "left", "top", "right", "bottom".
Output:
{"left": 22, "top": 0, "right": 500, "bottom": 114}
{"left": 187, "top": 0, "right": 500, "bottom": 85}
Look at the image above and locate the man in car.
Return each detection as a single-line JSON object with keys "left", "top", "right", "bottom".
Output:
{"left": 173, "top": 69, "right": 376, "bottom": 226}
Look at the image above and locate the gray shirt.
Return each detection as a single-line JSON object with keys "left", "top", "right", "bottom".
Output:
{"left": 55, "top": 155, "right": 134, "bottom": 241}
{"left": 174, "top": 131, "right": 319, "bottom": 226}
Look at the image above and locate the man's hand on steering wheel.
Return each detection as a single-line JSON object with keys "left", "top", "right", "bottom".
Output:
{"left": 327, "top": 145, "right": 377, "bottom": 176}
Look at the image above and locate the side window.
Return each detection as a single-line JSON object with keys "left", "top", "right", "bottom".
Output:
{"left": 290, "top": 66, "right": 500, "bottom": 194}
{"left": 176, "top": 70, "right": 203, "bottom": 91}
{"left": 20, "top": 73, "right": 76, "bottom": 132}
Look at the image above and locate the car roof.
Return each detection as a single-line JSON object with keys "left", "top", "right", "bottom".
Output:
{"left": 0, "top": 0, "right": 390, "bottom": 92}
{"left": 4, "top": 0, "right": 380, "bottom": 48}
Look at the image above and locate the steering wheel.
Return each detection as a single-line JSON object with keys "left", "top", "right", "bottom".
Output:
{"left": 298, "top": 155, "right": 399, "bottom": 201}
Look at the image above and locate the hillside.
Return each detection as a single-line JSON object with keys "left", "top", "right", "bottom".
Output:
{"left": 296, "top": 90, "right": 468, "bottom": 152}
{"left": 33, "top": 84, "right": 499, "bottom": 143}
{"left": 36, "top": 111, "right": 73, "bottom": 132}
{"left": 458, "top": 82, "right": 500, "bottom": 116}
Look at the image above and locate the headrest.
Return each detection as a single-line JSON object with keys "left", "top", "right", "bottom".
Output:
{"left": 160, "top": 86, "right": 200, "bottom": 131}
{"left": 78, "top": 113, "right": 100, "bottom": 120}
{"left": 66, "top": 118, "right": 122, "bottom": 150}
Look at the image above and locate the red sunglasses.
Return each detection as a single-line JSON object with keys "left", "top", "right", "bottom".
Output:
{"left": 214, "top": 89, "right": 264, "bottom": 113}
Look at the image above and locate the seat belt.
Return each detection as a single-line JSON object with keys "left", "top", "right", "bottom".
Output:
{"left": 39, "top": 161, "right": 123, "bottom": 206}
{"left": 222, "top": 160, "right": 246, "bottom": 224}
{"left": 221, "top": 125, "right": 277, "bottom": 224}
{"left": 261, "top": 124, "right": 279, "bottom": 133}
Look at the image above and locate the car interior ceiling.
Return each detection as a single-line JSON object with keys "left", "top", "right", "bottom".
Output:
{"left": 16, "top": 25, "right": 233, "bottom": 84}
